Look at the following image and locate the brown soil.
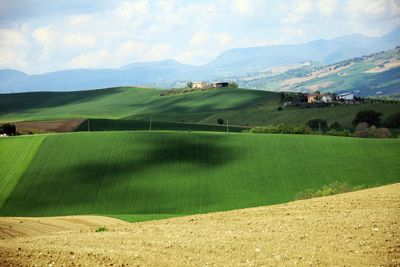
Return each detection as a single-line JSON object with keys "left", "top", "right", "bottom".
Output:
{"left": 15, "top": 119, "right": 85, "bottom": 134}
{"left": 1, "top": 184, "right": 399, "bottom": 266}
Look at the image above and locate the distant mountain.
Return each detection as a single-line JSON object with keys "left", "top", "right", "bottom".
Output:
{"left": 236, "top": 47, "right": 400, "bottom": 97}
{"left": 1, "top": 26, "right": 399, "bottom": 93}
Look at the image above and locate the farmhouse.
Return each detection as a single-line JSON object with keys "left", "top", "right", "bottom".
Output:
{"left": 307, "top": 93, "right": 319, "bottom": 103}
{"left": 211, "top": 82, "right": 229, "bottom": 88}
{"left": 307, "top": 93, "right": 334, "bottom": 103}
{"left": 192, "top": 82, "right": 208, "bottom": 89}
{"left": 337, "top": 92, "right": 354, "bottom": 101}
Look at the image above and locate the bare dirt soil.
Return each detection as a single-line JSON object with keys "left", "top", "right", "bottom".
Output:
{"left": 1, "top": 184, "right": 399, "bottom": 266}
{"left": 15, "top": 119, "right": 85, "bottom": 134}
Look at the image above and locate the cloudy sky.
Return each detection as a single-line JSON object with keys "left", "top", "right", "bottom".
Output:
{"left": 0, "top": 0, "right": 399, "bottom": 74}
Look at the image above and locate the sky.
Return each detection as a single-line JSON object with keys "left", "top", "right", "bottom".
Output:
{"left": 0, "top": 0, "right": 399, "bottom": 74}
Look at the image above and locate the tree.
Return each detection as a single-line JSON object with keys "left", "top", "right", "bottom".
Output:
{"left": 217, "top": 118, "right": 224, "bottom": 125}
{"left": 383, "top": 112, "right": 400, "bottom": 128}
{"left": 228, "top": 81, "right": 238, "bottom": 88}
{"left": 352, "top": 110, "right": 382, "bottom": 127}
{"left": 330, "top": 121, "right": 341, "bottom": 129}
{"left": 306, "top": 119, "right": 328, "bottom": 129}
{"left": 0, "top": 123, "right": 16, "bottom": 136}
{"left": 186, "top": 81, "right": 193, "bottom": 88}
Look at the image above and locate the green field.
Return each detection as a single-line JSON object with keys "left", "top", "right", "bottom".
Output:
{"left": 77, "top": 118, "right": 246, "bottom": 133}
{"left": 1, "top": 87, "right": 399, "bottom": 128}
{"left": 0, "top": 132, "right": 399, "bottom": 221}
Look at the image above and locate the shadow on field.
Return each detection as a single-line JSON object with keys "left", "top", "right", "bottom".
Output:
{"left": 0, "top": 134, "right": 237, "bottom": 215}
{"left": 70, "top": 136, "right": 236, "bottom": 183}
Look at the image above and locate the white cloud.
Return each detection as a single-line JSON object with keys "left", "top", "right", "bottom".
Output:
{"left": 0, "top": 0, "right": 399, "bottom": 73}
{"left": 318, "top": 0, "right": 338, "bottom": 16}
{"left": 63, "top": 33, "right": 96, "bottom": 48}
{"left": 142, "top": 43, "right": 173, "bottom": 61}
{"left": 68, "top": 49, "right": 113, "bottom": 68}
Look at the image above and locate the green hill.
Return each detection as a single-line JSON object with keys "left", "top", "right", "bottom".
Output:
{"left": 1, "top": 87, "right": 399, "bottom": 129}
{"left": 0, "top": 132, "right": 399, "bottom": 221}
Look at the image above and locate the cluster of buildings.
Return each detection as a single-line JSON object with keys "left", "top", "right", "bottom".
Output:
{"left": 307, "top": 92, "right": 354, "bottom": 103}
{"left": 192, "top": 82, "right": 229, "bottom": 89}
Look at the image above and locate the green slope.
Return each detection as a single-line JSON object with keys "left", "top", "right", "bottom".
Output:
{"left": 2, "top": 86, "right": 398, "bottom": 129}
{"left": 0, "top": 135, "right": 45, "bottom": 208}
{"left": 0, "top": 132, "right": 399, "bottom": 219}
{"left": 0, "top": 87, "right": 276, "bottom": 123}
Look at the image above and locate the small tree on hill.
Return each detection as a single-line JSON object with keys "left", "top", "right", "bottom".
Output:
{"left": 217, "top": 118, "right": 224, "bottom": 125}
{"left": 383, "top": 112, "right": 400, "bottom": 128}
{"left": 228, "top": 81, "right": 238, "bottom": 88}
{"left": 186, "top": 81, "right": 193, "bottom": 88}
{"left": 306, "top": 119, "right": 328, "bottom": 129}
{"left": 330, "top": 121, "right": 342, "bottom": 129}
{"left": 352, "top": 110, "right": 382, "bottom": 127}
{"left": 0, "top": 123, "right": 16, "bottom": 136}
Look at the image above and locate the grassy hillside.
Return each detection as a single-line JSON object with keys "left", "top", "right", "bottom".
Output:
{"left": 0, "top": 87, "right": 276, "bottom": 123}
{"left": 0, "top": 132, "right": 399, "bottom": 221}
{"left": 1, "top": 86, "right": 399, "bottom": 129}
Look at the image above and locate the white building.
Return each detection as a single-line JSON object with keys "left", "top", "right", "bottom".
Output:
{"left": 192, "top": 82, "right": 208, "bottom": 89}
{"left": 337, "top": 92, "right": 354, "bottom": 101}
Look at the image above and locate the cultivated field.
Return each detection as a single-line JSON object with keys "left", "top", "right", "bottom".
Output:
{"left": 1, "top": 183, "right": 399, "bottom": 266}
{"left": 0, "top": 131, "right": 399, "bottom": 221}
{"left": 1, "top": 87, "right": 399, "bottom": 128}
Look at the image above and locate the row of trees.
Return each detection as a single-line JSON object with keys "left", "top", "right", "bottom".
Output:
{"left": 247, "top": 110, "right": 399, "bottom": 138}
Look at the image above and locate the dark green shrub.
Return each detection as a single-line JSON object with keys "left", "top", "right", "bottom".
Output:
{"left": 352, "top": 110, "right": 382, "bottom": 127}
{"left": 95, "top": 226, "right": 108, "bottom": 232}
{"left": 330, "top": 121, "right": 341, "bottom": 129}
{"left": 306, "top": 119, "right": 328, "bottom": 129}
{"left": 383, "top": 112, "right": 400, "bottom": 128}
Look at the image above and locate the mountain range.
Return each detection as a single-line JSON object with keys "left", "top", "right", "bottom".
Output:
{"left": 1, "top": 26, "right": 399, "bottom": 93}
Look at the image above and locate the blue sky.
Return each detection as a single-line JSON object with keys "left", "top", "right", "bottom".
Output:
{"left": 0, "top": 0, "right": 399, "bottom": 73}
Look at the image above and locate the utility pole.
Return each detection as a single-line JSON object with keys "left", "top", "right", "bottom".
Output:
{"left": 149, "top": 116, "right": 152, "bottom": 131}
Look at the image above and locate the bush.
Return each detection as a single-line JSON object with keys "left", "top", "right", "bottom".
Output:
{"left": 330, "top": 121, "right": 341, "bottom": 129}
{"left": 0, "top": 123, "right": 17, "bottom": 136}
{"left": 383, "top": 112, "right": 400, "bottom": 128}
{"left": 353, "top": 124, "right": 392, "bottom": 138}
{"left": 277, "top": 106, "right": 283, "bottom": 111}
{"left": 352, "top": 110, "right": 382, "bottom": 127}
{"left": 249, "top": 124, "right": 311, "bottom": 135}
{"left": 217, "top": 118, "right": 224, "bottom": 125}
{"left": 95, "top": 226, "right": 108, "bottom": 232}
{"left": 306, "top": 119, "right": 328, "bottom": 129}
{"left": 295, "top": 182, "right": 365, "bottom": 200}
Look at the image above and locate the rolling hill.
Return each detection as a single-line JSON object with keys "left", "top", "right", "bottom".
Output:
{"left": 0, "top": 26, "right": 399, "bottom": 94}
{"left": 0, "top": 131, "right": 399, "bottom": 221}
{"left": 1, "top": 87, "right": 399, "bottom": 129}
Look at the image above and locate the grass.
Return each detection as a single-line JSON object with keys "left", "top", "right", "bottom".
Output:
{"left": 0, "top": 131, "right": 399, "bottom": 220}
{"left": 295, "top": 181, "right": 366, "bottom": 200}
{"left": 76, "top": 118, "right": 246, "bottom": 133}
{"left": 0, "top": 135, "right": 45, "bottom": 207}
